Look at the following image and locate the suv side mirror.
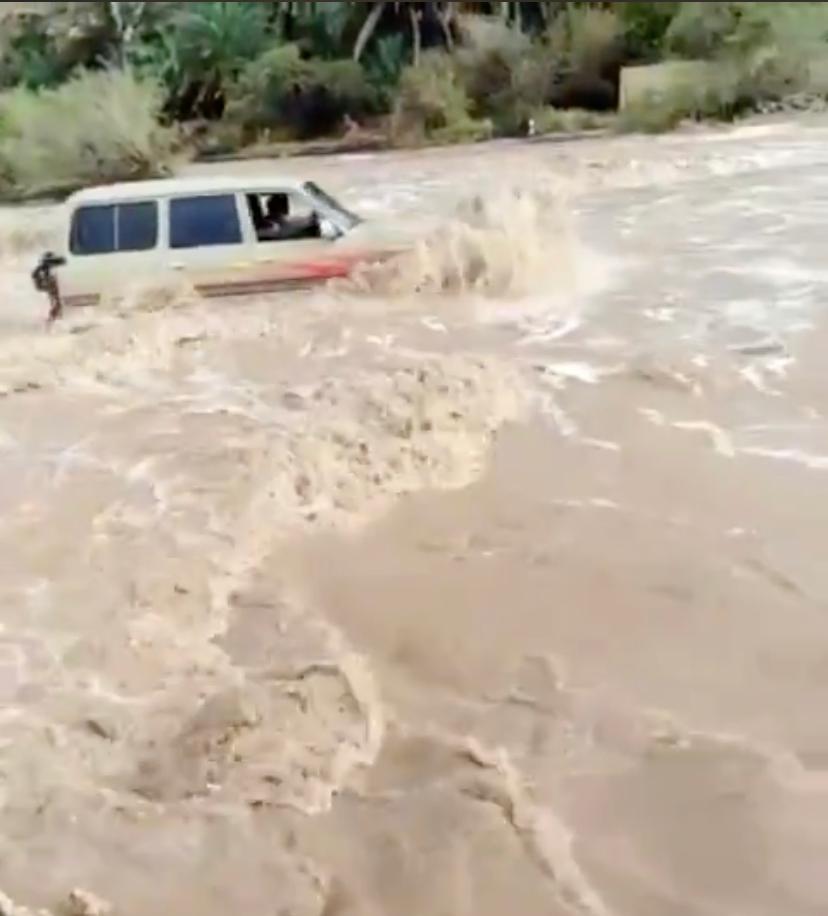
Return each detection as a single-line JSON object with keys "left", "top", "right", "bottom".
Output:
{"left": 319, "top": 217, "right": 341, "bottom": 241}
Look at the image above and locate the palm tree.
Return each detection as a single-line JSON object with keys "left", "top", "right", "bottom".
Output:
{"left": 175, "top": 2, "right": 270, "bottom": 80}
{"left": 350, "top": 1, "right": 581, "bottom": 64}
{"left": 171, "top": 1, "right": 271, "bottom": 115}
{"left": 352, "top": 1, "right": 460, "bottom": 63}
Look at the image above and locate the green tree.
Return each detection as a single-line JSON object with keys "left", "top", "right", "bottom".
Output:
{"left": 170, "top": 1, "right": 273, "bottom": 116}
{"left": 617, "top": 1, "right": 680, "bottom": 61}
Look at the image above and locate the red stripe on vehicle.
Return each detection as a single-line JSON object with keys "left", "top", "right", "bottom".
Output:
{"left": 197, "top": 278, "right": 317, "bottom": 298}
{"left": 58, "top": 251, "right": 400, "bottom": 308}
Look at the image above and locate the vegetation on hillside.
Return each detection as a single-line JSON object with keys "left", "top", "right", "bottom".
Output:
{"left": 1, "top": 2, "right": 828, "bottom": 196}
{"left": 0, "top": 69, "right": 180, "bottom": 199}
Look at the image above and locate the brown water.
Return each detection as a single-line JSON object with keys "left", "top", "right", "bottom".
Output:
{"left": 3, "top": 122, "right": 828, "bottom": 916}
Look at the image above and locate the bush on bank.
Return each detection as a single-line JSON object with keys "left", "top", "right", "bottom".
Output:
{"left": 390, "top": 11, "right": 620, "bottom": 144}
{"left": 390, "top": 51, "right": 492, "bottom": 146}
{"left": 228, "top": 44, "right": 378, "bottom": 141}
{"left": 2, "top": 2, "right": 828, "bottom": 196}
{"left": 0, "top": 69, "right": 179, "bottom": 200}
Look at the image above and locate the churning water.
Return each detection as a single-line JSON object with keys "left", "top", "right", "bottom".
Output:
{"left": 3, "top": 123, "right": 828, "bottom": 915}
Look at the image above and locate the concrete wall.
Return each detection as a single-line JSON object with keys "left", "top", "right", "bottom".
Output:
{"left": 807, "top": 58, "right": 828, "bottom": 93}
{"left": 619, "top": 61, "right": 714, "bottom": 110}
{"left": 621, "top": 58, "right": 828, "bottom": 109}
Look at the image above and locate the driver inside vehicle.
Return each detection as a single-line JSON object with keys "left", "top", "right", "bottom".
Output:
{"left": 256, "top": 192, "right": 320, "bottom": 242}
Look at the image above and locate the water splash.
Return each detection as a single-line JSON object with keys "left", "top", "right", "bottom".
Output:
{"left": 348, "top": 184, "right": 581, "bottom": 300}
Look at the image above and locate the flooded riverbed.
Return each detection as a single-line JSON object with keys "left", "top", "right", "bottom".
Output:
{"left": 2, "top": 121, "right": 828, "bottom": 915}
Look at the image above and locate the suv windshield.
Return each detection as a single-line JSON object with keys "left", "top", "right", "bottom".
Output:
{"left": 303, "top": 182, "right": 361, "bottom": 231}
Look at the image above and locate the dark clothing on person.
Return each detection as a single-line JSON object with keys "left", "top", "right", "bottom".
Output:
{"left": 258, "top": 193, "right": 318, "bottom": 241}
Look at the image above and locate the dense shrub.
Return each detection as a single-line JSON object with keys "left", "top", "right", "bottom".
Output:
{"left": 454, "top": 18, "right": 529, "bottom": 105}
{"left": 618, "top": 2, "right": 681, "bottom": 62}
{"left": 609, "top": 2, "right": 828, "bottom": 132}
{"left": 731, "top": 3, "right": 828, "bottom": 100}
{"left": 0, "top": 69, "right": 180, "bottom": 199}
{"left": 558, "top": 5, "right": 625, "bottom": 76}
{"left": 533, "top": 106, "right": 614, "bottom": 135}
{"left": 664, "top": 2, "right": 742, "bottom": 60}
{"left": 229, "top": 44, "right": 378, "bottom": 140}
{"left": 429, "top": 117, "right": 494, "bottom": 146}
{"left": 616, "top": 67, "right": 753, "bottom": 133}
{"left": 659, "top": 2, "right": 828, "bottom": 122}
{"left": 391, "top": 51, "right": 491, "bottom": 146}
{"left": 454, "top": 17, "right": 554, "bottom": 133}
{"left": 3, "top": 3, "right": 828, "bottom": 159}
{"left": 666, "top": 2, "right": 828, "bottom": 66}
{"left": 0, "top": 11, "right": 76, "bottom": 90}
{"left": 545, "top": 5, "right": 624, "bottom": 112}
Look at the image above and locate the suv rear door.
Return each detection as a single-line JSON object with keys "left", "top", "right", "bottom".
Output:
{"left": 61, "top": 199, "right": 162, "bottom": 306}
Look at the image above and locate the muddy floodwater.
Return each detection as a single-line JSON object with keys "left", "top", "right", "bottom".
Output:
{"left": 3, "top": 121, "right": 828, "bottom": 916}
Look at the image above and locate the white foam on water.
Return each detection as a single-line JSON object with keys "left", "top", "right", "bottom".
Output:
{"left": 741, "top": 364, "right": 782, "bottom": 396}
{"left": 742, "top": 447, "right": 828, "bottom": 471}
{"left": 673, "top": 420, "right": 738, "bottom": 458}
{"left": 517, "top": 314, "right": 583, "bottom": 347}
{"left": 540, "top": 362, "right": 608, "bottom": 385}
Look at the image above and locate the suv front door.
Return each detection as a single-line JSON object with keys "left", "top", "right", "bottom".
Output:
{"left": 166, "top": 192, "right": 254, "bottom": 296}
{"left": 245, "top": 189, "right": 352, "bottom": 289}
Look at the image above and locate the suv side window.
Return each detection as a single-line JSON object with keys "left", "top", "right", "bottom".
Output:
{"left": 170, "top": 194, "right": 242, "bottom": 249}
{"left": 70, "top": 205, "right": 115, "bottom": 255}
{"left": 118, "top": 201, "right": 158, "bottom": 252}
{"left": 247, "top": 191, "right": 321, "bottom": 243}
{"left": 70, "top": 202, "right": 159, "bottom": 256}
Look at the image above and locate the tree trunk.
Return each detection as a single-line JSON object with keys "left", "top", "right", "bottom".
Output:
{"left": 103, "top": 0, "right": 148, "bottom": 66}
{"left": 124, "top": 1, "right": 147, "bottom": 54}
{"left": 543, "top": 1, "right": 570, "bottom": 28}
{"left": 438, "top": 4, "right": 455, "bottom": 51}
{"left": 353, "top": 0, "right": 386, "bottom": 62}
{"left": 409, "top": 5, "right": 422, "bottom": 66}
{"left": 103, "top": 0, "right": 125, "bottom": 65}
